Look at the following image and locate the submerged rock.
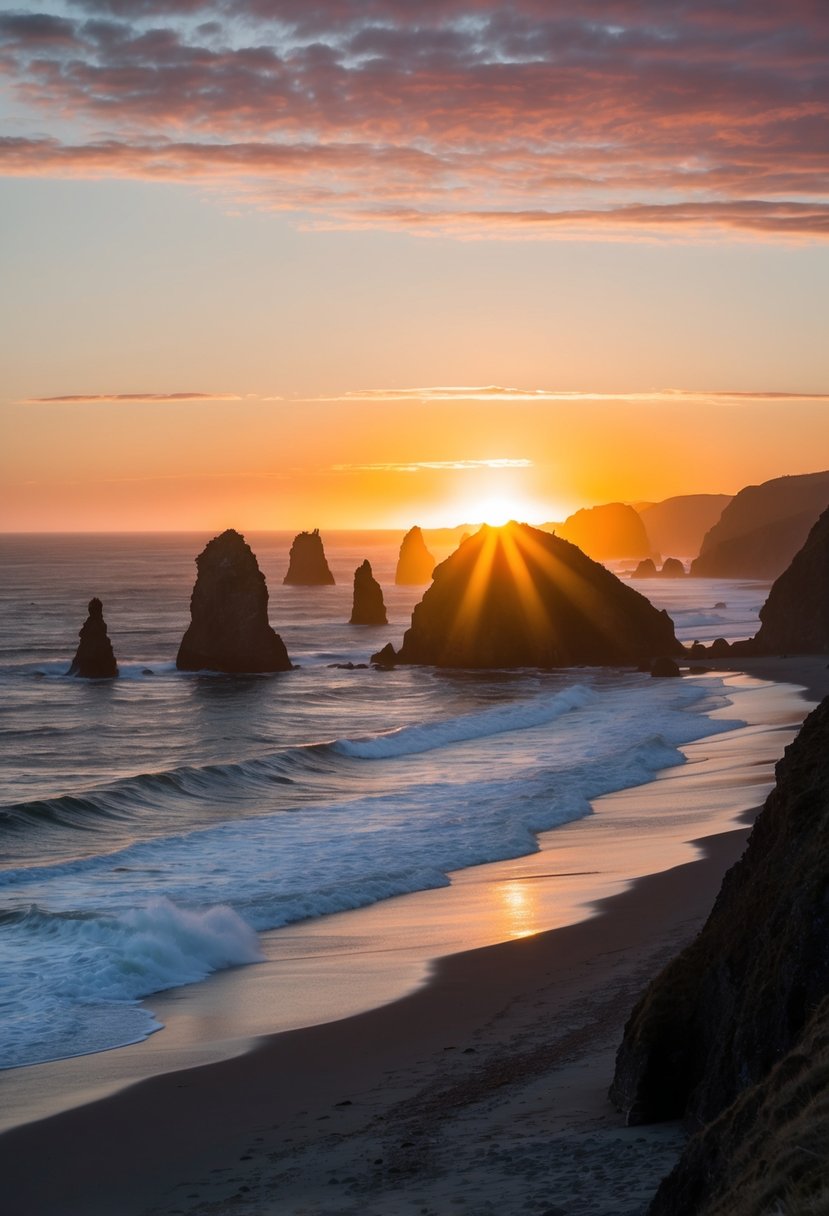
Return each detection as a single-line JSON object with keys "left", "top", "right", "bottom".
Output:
{"left": 283, "top": 529, "right": 335, "bottom": 586}
{"left": 753, "top": 505, "right": 829, "bottom": 653}
{"left": 395, "top": 526, "right": 435, "bottom": 585}
{"left": 176, "top": 529, "right": 291, "bottom": 673}
{"left": 610, "top": 695, "right": 829, "bottom": 1133}
{"left": 349, "top": 560, "right": 387, "bottom": 625}
{"left": 68, "top": 597, "right": 118, "bottom": 678}
{"left": 659, "top": 558, "right": 685, "bottom": 577}
{"left": 388, "top": 522, "right": 681, "bottom": 669}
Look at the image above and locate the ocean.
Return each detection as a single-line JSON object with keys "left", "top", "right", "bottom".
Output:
{"left": 0, "top": 532, "right": 773, "bottom": 1072}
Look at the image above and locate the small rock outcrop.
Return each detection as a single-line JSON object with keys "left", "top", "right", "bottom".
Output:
{"left": 395, "top": 526, "right": 435, "bottom": 585}
{"left": 555, "top": 502, "right": 652, "bottom": 560}
{"left": 650, "top": 657, "right": 681, "bottom": 677}
{"left": 176, "top": 529, "right": 291, "bottom": 673}
{"left": 610, "top": 695, "right": 829, "bottom": 1133}
{"left": 659, "top": 558, "right": 685, "bottom": 577}
{"left": 68, "top": 597, "right": 118, "bottom": 678}
{"left": 632, "top": 558, "right": 658, "bottom": 578}
{"left": 386, "top": 522, "right": 681, "bottom": 669}
{"left": 283, "top": 530, "right": 335, "bottom": 586}
{"left": 349, "top": 560, "right": 387, "bottom": 625}
{"left": 753, "top": 505, "right": 829, "bottom": 653}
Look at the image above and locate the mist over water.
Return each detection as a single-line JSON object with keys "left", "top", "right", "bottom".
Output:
{"left": 0, "top": 534, "right": 769, "bottom": 1068}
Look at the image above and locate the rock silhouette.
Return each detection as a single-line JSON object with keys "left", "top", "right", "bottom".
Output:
{"left": 283, "top": 529, "right": 335, "bottom": 585}
{"left": 176, "top": 529, "right": 291, "bottom": 673}
{"left": 632, "top": 558, "right": 658, "bottom": 578}
{"left": 555, "top": 502, "right": 651, "bottom": 560}
{"left": 753, "top": 505, "right": 829, "bottom": 653}
{"left": 349, "top": 560, "right": 388, "bottom": 625}
{"left": 637, "top": 494, "right": 732, "bottom": 562}
{"left": 610, "top": 694, "right": 829, "bottom": 1131}
{"left": 659, "top": 558, "right": 685, "bottom": 577}
{"left": 395, "top": 526, "right": 435, "bottom": 585}
{"left": 68, "top": 597, "right": 118, "bottom": 678}
{"left": 691, "top": 470, "right": 829, "bottom": 578}
{"left": 386, "top": 522, "right": 681, "bottom": 669}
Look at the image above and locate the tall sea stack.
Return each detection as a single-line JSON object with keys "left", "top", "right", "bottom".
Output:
{"left": 383, "top": 522, "right": 681, "bottom": 669}
{"left": 176, "top": 529, "right": 291, "bottom": 673}
{"left": 395, "top": 526, "right": 435, "bottom": 585}
{"left": 283, "top": 529, "right": 335, "bottom": 586}
{"left": 68, "top": 597, "right": 118, "bottom": 678}
{"left": 349, "top": 560, "right": 387, "bottom": 625}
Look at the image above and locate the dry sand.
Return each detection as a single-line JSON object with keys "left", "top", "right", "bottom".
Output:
{"left": 1, "top": 657, "right": 827, "bottom": 1216}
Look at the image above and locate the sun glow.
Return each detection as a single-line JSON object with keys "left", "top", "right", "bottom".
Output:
{"left": 458, "top": 494, "right": 542, "bottom": 527}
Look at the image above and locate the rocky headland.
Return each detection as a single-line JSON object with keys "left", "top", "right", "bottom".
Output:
{"left": 349, "top": 560, "right": 387, "bottom": 625}
{"left": 753, "top": 505, "right": 829, "bottom": 654}
{"left": 379, "top": 522, "right": 681, "bottom": 669}
{"left": 395, "top": 526, "right": 435, "bottom": 585}
{"left": 176, "top": 529, "right": 292, "bottom": 673}
{"left": 610, "top": 694, "right": 829, "bottom": 1214}
{"left": 283, "top": 529, "right": 335, "bottom": 586}
{"left": 691, "top": 470, "right": 829, "bottom": 579}
{"left": 68, "top": 597, "right": 118, "bottom": 678}
{"left": 637, "top": 494, "right": 732, "bottom": 561}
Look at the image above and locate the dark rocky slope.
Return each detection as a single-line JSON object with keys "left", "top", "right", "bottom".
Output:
{"left": 395, "top": 526, "right": 435, "bottom": 585}
{"left": 385, "top": 522, "right": 681, "bottom": 669}
{"left": 349, "top": 560, "right": 387, "bottom": 625}
{"left": 68, "top": 597, "right": 118, "bottom": 678}
{"left": 691, "top": 470, "right": 829, "bottom": 578}
{"left": 753, "top": 505, "right": 829, "bottom": 654}
{"left": 283, "top": 529, "right": 335, "bottom": 585}
{"left": 610, "top": 695, "right": 829, "bottom": 1132}
{"left": 555, "top": 502, "right": 652, "bottom": 560}
{"left": 177, "top": 529, "right": 291, "bottom": 673}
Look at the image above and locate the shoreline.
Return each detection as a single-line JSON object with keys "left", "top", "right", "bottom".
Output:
{"left": 1, "top": 658, "right": 827, "bottom": 1214}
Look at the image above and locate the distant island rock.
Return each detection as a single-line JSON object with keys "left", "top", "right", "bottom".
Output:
{"left": 283, "top": 529, "right": 335, "bottom": 586}
{"left": 636, "top": 494, "right": 732, "bottom": 560}
{"left": 68, "top": 597, "right": 118, "bottom": 678}
{"left": 691, "top": 470, "right": 829, "bottom": 578}
{"left": 611, "top": 695, "right": 829, "bottom": 1213}
{"left": 395, "top": 526, "right": 435, "bottom": 585}
{"left": 632, "top": 558, "right": 658, "bottom": 578}
{"left": 380, "top": 522, "right": 681, "bottom": 669}
{"left": 555, "top": 502, "right": 652, "bottom": 560}
{"left": 658, "top": 557, "right": 685, "bottom": 577}
{"left": 753, "top": 505, "right": 829, "bottom": 653}
{"left": 349, "top": 560, "right": 388, "bottom": 625}
{"left": 176, "top": 529, "right": 291, "bottom": 673}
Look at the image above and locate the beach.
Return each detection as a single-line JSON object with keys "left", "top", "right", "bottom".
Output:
{"left": 2, "top": 655, "right": 826, "bottom": 1216}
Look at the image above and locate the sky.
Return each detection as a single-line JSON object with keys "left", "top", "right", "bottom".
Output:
{"left": 1, "top": 0, "right": 828, "bottom": 530}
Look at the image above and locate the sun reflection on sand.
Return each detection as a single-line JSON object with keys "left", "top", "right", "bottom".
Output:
{"left": 498, "top": 878, "right": 539, "bottom": 939}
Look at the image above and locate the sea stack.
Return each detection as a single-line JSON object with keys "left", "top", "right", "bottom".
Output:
{"left": 753, "top": 505, "right": 829, "bottom": 653}
{"left": 555, "top": 502, "right": 652, "bottom": 560}
{"left": 349, "top": 560, "right": 387, "bottom": 625}
{"left": 283, "top": 529, "right": 335, "bottom": 586}
{"left": 395, "top": 526, "right": 435, "bottom": 585}
{"left": 659, "top": 558, "right": 686, "bottom": 577}
{"left": 68, "top": 597, "right": 118, "bottom": 678}
{"left": 382, "top": 522, "right": 681, "bottom": 669}
{"left": 176, "top": 529, "right": 291, "bottom": 673}
{"left": 632, "top": 558, "right": 658, "bottom": 578}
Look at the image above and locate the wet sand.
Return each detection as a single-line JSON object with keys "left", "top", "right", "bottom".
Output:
{"left": 1, "top": 658, "right": 826, "bottom": 1215}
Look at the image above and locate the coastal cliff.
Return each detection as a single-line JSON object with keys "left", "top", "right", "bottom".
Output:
{"left": 387, "top": 522, "right": 681, "bottom": 668}
{"left": 753, "top": 506, "right": 829, "bottom": 654}
{"left": 176, "top": 529, "right": 292, "bottom": 673}
{"left": 68, "top": 597, "right": 118, "bottom": 678}
{"left": 610, "top": 695, "right": 829, "bottom": 1157}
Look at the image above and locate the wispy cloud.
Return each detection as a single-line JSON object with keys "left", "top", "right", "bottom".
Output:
{"left": 1, "top": 3, "right": 827, "bottom": 239}
{"left": 333, "top": 458, "right": 534, "bottom": 473}
{"left": 312, "top": 386, "right": 829, "bottom": 404}
{"left": 22, "top": 391, "right": 247, "bottom": 404}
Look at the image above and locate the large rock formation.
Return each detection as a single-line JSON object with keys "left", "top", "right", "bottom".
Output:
{"left": 753, "top": 505, "right": 829, "bottom": 653}
{"left": 384, "top": 522, "right": 681, "bottom": 669}
{"left": 610, "top": 695, "right": 829, "bottom": 1134}
{"left": 659, "top": 558, "right": 686, "bottom": 578}
{"left": 349, "top": 560, "right": 388, "bottom": 625}
{"left": 283, "top": 529, "right": 335, "bottom": 585}
{"left": 637, "top": 494, "right": 731, "bottom": 559}
{"left": 691, "top": 470, "right": 829, "bottom": 578}
{"left": 395, "top": 526, "right": 435, "bottom": 585}
{"left": 632, "top": 558, "right": 658, "bottom": 578}
{"left": 176, "top": 529, "right": 291, "bottom": 673}
{"left": 555, "top": 502, "right": 652, "bottom": 560}
{"left": 68, "top": 597, "right": 118, "bottom": 678}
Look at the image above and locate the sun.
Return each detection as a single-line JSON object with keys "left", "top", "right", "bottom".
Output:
{"left": 460, "top": 493, "right": 538, "bottom": 527}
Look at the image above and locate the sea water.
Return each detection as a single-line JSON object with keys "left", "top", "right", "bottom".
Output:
{"left": 0, "top": 533, "right": 772, "bottom": 1069}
